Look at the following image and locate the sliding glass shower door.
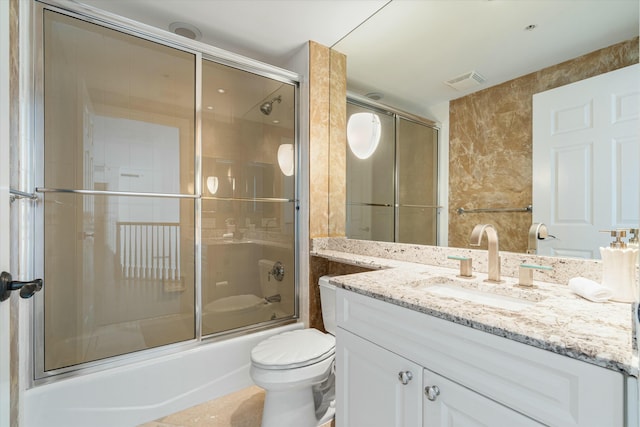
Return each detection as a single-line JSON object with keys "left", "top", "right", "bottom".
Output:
{"left": 41, "top": 10, "right": 197, "bottom": 372}
{"left": 200, "top": 61, "right": 296, "bottom": 335}
{"left": 36, "top": 6, "right": 298, "bottom": 379}
{"left": 397, "top": 117, "right": 439, "bottom": 245}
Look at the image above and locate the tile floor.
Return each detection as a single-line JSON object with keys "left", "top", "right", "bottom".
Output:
{"left": 138, "top": 385, "right": 335, "bottom": 427}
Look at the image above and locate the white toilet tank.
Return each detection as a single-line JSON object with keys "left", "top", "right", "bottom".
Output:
{"left": 318, "top": 275, "right": 337, "bottom": 335}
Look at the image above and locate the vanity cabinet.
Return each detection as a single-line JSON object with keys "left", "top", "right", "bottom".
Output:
{"left": 422, "top": 368, "right": 544, "bottom": 426}
{"left": 337, "top": 328, "right": 422, "bottom": 426}
{"left": 335, "top": 288, "right": 624, "bottom": 427}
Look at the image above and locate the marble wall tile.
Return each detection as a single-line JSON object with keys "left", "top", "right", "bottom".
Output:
{"left": 309, "top": 41, "right": 330, "bottom": 239}
{"left": 328, "top": 48, "right": 346, "bottom": 237}
{"left": 449, "top": 38, "right": 639, "bottom": 252}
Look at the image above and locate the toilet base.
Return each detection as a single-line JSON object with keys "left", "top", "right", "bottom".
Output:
{"left": 253, "top": 360, "right": 335, "bottom": 427}
{"left": 261, "top": 387, "right": 317, "bottom": 427}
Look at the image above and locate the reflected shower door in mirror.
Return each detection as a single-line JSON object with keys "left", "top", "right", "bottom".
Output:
{"left": 42, "top": 10, "right": 196, "bottom": 373}
{"left": 346, "top": 103, "right": 395, "bottom": 242}
{"left": 397, "top": 117, "right": 439, "bottom": 245}
{"left": 201, "top": 60, "right": 296, "bottom": 335}
{"left": 346, "top": 100, "right": 439, "bottom": 245}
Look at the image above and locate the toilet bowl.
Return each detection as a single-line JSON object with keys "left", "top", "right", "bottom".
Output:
{"left": 203, "top": 259, "right": 284, "bottom": 333}
{"left": 250, "top": 275, "right": 337, "bottom": 427}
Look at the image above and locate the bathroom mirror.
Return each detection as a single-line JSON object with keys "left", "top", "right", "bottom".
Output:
{"left": 329, "top": 0, "right": 639, "bottom": 258}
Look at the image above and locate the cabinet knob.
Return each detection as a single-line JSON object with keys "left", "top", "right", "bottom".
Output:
{"left": 424, "top": 385, "right": 441, "bottom": 401}
{"left": 398, "top": 370, "right": 413, "bottom": 385}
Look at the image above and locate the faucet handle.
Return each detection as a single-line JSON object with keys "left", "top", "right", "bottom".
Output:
{"left": 518, "top": 264, "right": 553, "bottom": 287}
{"left": 447, "top": 255, "right": 473, "bottom": 278}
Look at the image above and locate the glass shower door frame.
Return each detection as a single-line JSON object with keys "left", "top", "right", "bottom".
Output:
{"left": 30, "top": 0, "right": 301, "bottom": 384}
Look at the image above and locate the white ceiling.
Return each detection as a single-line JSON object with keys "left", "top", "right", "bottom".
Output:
{"left": 336, "top": 0, "right": 640, "bottom": 115}
{"left": 77, "top": 0, "right": 389, "bottom": 65}
{"left": 77, "top": 0, "right": 639, "bottom": 116}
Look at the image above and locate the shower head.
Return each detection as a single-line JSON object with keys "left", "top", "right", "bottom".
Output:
{"left": 259, "top": 95, "right": 282, "bottom": 116}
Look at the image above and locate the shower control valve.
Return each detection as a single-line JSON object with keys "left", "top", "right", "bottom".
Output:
{"left": 268, "top": 261, "right": 285, "bottom": 282}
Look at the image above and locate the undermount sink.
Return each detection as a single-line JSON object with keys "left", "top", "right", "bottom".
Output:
{"left": 412, "top": 276, "right": 541, "bottom": 311}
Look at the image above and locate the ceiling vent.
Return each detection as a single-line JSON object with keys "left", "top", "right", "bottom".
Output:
{"left": 444, "top": 71, "right": 486, "bottom": 91}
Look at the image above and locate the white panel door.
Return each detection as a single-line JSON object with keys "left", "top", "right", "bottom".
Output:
{"left": 0, "top": 1, "right": 11, "bottom": 425}
{"left": 533, "top": 64, "right": 640, "bottom": 258}
{"left": 336, "top": 328, "right": 422, "bottom": 427}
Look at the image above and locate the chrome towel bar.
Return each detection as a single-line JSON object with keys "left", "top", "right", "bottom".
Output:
{"left": 457, "top": 205, "right": 532, "bottom": 215}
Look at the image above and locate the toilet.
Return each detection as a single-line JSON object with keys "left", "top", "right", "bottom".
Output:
{"left": 250, "top": 275, "right": 337, "bottom": 427}
{"left": 203, "top": 259, "right": 285, "bottom": 333}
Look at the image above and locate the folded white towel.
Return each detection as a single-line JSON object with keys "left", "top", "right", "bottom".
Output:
{"left": 568, "top": 277, "right": 612, "bottom": 302}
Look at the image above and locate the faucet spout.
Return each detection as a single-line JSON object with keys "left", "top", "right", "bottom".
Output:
{"left": 469, "top": 224, "right": 502, "bottom": 283}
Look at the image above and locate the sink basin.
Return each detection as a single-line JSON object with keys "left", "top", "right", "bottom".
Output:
{"left": 425, "top": 285, "right": 536, "bottom": 311}
{"left": 413, "top": 276, "right": 539, "bottom": 311}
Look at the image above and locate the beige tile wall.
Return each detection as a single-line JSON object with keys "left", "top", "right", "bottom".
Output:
{"left": 308, "top": 41, "right": 347, "bottom": 326}
{"left": 328, "top": 48, "right": 346, "bottom": 237}
{"left": 309, "top": 41, "right": 347, "bottom": 239}
{"left": 448, "top": 38, "right": 639, "bottom": 253}
{"left": 309, "top": 41, "right": 331, "bottom": 239}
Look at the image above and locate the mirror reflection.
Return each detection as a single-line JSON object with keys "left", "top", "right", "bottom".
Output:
{"left": 333, "top": 1, "right": 639, "bottom": 258}
{"left": 346, "top": 98, "right": 439, "bottom": 245}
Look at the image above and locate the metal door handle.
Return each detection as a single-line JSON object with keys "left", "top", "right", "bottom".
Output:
{"left": 1, "top": 271, "right": 43, "bottom": 301}
{"left": 425, "top": 385, "right": 441, "bottom": 401}
{"left": 398, "top": 370, "right": 413, "bottom": 385}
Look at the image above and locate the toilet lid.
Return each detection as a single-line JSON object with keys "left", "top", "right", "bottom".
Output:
{"left": 251, "top": 329, "right": 335, "bottom": 370}
{"left": 205, "top": 294, "right": 265, "bottom": 314}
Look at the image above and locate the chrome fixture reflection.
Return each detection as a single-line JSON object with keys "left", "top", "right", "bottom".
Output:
{"left": 347, "top": 112, "right": 381, "bottom": 159}
{"left": 260, "top": 95, "right": 282, "bottom": 116}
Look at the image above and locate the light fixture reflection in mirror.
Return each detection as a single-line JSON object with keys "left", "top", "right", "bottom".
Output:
{"left": 347, "top": 112, "right": 381, "bottom": 159}
{"left": 277, "top": 143, "right": 294, "bottom": 176}
{"left": 206, "top": 176, "right": 219, "bottom": 195}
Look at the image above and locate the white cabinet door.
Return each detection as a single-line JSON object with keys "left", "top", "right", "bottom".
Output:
{"left": 423, "top": 368, "right": 545, "bottom": 427}
{"left": 336, "top": 328, "right": 422, "bottom": 427}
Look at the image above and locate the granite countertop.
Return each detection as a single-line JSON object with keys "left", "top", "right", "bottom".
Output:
{"left": 312, "top": 246, "right": 638, "bottom": 377}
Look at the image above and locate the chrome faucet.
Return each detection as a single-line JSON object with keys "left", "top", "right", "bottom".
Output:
{"left": 469, "top": 224, "right": 502, "bottom": 283}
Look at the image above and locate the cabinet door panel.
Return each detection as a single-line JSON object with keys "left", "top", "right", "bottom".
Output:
{"left": 336, "top": 328, "right": 422, "bottom": 427}
{"left": 423, "top": 368, "right": 545, "bottom": 427}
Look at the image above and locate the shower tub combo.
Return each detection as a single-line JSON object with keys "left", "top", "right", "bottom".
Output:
{"left": 18, "top": 2, "right": 302, "bottom": 426}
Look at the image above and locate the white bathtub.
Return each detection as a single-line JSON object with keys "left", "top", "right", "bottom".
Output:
{"left": 24, "top": 323, "right": 301, "bottom": 427}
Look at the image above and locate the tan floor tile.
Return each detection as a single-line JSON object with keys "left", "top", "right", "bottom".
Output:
{"left": 139, "top": 385, "right": 335, "bottom": 427}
